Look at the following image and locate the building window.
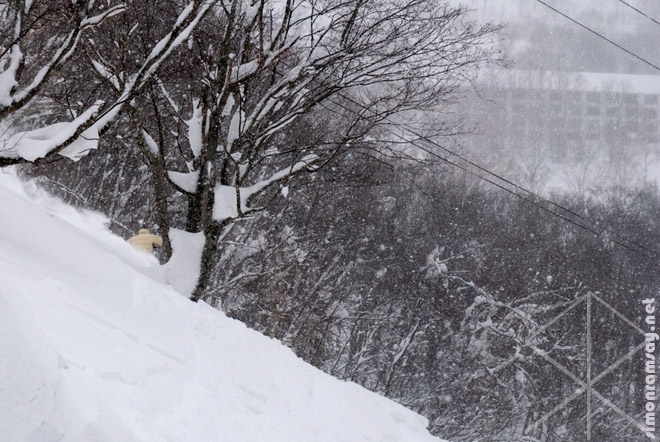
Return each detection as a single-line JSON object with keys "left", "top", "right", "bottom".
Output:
{"left": 587, "top": 131, "right": 600, "bottom": 140}
{"left": 605, "top": 93, "right": 620, "bottom": 105}
{"left": 644, "top": 108, "right": 658, "bottom": 119}
{"left": 625, "top": 93, "right": 638, "bottom": 104}
{"left": 567, "top": 104, "right": 582, "bottom": 116}
{"left": 587, "top": 106, "right": 600, "bottom": 116}
{"left": 549, "top": 91, "right": 562, "bottom": 101}
{"left": 511, "top": 103, "right": 527, "bottom": 115}
{"left": 550, "top": 103, "right": 563, "bottom": 114}
{"left": 624, "top": 118, "right": 639, "bottom": 133}
{"left": 644, "top": 95, "right": 659, "bottom": 105}
{"left": 549, "top": 117, "right": 563, "bottom": 129}
{"left": 567, "top": 92, "right": 583, "bottom": 104}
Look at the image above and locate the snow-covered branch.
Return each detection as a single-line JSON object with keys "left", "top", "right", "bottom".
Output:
{"left": 0, "top": 2, "right": 127, "bottom": 119}
{"left": 213, "top": 154, "right": 319, "bottom": 221}
{"left": 0, "top": 0, "right": 224, "bottom": 166}
{"left": 1, "top": 102, "right": 103, "bottom": 161}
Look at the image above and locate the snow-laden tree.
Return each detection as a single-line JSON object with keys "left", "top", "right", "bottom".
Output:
{"left": 0, "top": 0, "right": 122, "bottom": 165}
{"left": 106, "top": 0, "right": 501, "bottom": 301}
{"left": 0, "top": 0, "right": 224, "bottom": 167}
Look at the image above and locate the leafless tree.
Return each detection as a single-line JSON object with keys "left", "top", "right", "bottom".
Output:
{"left": 109, "top": 0, "right": 502, "bottom": 302}
{"left": 0, "top": 0, "right": 224, "bottom": 167}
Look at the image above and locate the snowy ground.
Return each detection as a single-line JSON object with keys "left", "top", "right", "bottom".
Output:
{"left": 0, "top": 169, "right": 445, "bottom": 442}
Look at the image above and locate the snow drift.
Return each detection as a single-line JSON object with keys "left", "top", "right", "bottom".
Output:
{"left": 0, "top": 170, "right": 445, "bottom": 442}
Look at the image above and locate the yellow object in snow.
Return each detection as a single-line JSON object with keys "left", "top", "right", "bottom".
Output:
{"left": 128, "top": 229, "right": 163, "bottom": 254}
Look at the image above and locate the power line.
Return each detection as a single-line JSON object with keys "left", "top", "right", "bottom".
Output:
{"left": 320, "top": 92, "right": 659, "bottom": 258}
{"left": 615, "top": 0, "right": 660, "bottom": 28}
{"left": 267, "top": 6, "right": 660, "bottom": 258}
{"left": 532, "top": 0, "right": 660, "bottom": 73}
{"left": 392, "top": 129, "right": 658, "bottom": 258}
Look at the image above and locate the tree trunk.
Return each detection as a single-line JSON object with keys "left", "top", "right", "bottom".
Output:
{"left": 128, "top": 104, "right": 173, "bottom": 262}
{"left": 190, "top": 218, "right": 223, "bottom": 302}
{"left": 189, "top": 138, "right": 223, "bottom": 302}
{"left": 186, "top": 191, "right": 202, "bottom": 232}
{"left": 150, "top": 157, "right": 173, "bottom": 262}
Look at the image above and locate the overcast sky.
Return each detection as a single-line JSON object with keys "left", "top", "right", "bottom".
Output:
{"left": 456, "top": 0, "right": 660, "bottom": 75}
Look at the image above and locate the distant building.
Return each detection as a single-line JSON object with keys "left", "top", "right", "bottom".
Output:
{"left": 468, "top": 70, "right": 660, "bottom": 161}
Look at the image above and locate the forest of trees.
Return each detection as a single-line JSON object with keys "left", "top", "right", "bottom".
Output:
{"left": 2, "top": 0, "right": 659, "bottom": 440}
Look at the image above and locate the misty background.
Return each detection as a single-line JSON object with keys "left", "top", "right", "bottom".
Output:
{"left": 452, "top": 0, "right": 660, "bottom": 196}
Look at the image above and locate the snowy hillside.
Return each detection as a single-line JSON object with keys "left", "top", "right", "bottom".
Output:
{"left": 0, "top": 170, "right": 445, "bottom": 442}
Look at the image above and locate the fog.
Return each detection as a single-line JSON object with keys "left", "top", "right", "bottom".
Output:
{"left": 451, "top": 1, "right": 660, "bottom": 196}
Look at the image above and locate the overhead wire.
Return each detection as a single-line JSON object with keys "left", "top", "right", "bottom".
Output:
{"left": 300, "top": 0, "right": 660, "bottom": 258}
{"left": 614, "top": 0, "right": 660, "bottom": 28}
{"left": 319, "top": 92, "right": 658, "bottom": 258}
{"left": 256, "top": 0, "right": 660, "bottom": 258}
{"left": 532, "top": 0, "right": 660, "bottom": 73}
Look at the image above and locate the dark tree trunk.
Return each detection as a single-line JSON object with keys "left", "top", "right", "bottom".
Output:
{"left": 189, "top": 115, "right": 223, "bottom": 302}
{"left": 186, "top": 191, "right": 203, "bottom": 232}
{"left": 128, "top": 105, "right": 173, "bottom": 262}
{"left": 150, "top": 156, "right": 173, "bottom": 262}
{"left": 190, "top": 218, "right": 224, "bottom": 302}
{"left": 189, "top": 172, "right": 228, "bottom": 302}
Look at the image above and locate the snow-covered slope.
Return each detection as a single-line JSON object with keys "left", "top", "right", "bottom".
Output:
{"left": 0, "top": 170, "right": 445, "bottom": 442}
